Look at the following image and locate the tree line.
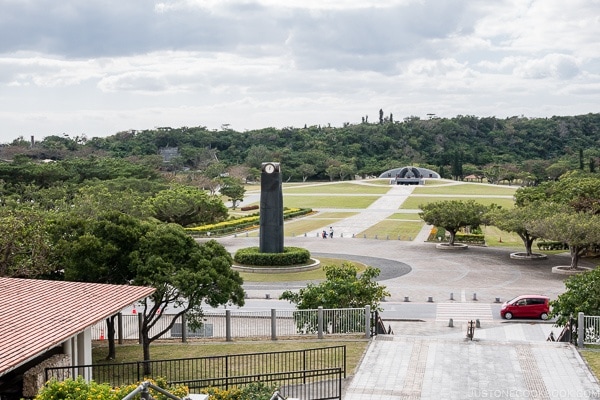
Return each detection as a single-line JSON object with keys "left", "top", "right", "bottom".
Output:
{"left": 3, "top": 112, "right": 600, "bottom": 183}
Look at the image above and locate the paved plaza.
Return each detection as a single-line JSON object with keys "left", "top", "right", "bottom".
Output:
{"left": 216, "top": 182, "right": 600, "bottom": 399}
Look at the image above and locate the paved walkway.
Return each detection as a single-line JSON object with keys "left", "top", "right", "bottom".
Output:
{"left": 345, "top": 329, "right": 599, "bottom": 400}
{"left": 312, "top": 184, "right": 419, "bottom": 239}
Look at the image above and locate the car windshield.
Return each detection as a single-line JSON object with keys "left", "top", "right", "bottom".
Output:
{"left": 506, "top": 296, "right": 521, "bottom": 304}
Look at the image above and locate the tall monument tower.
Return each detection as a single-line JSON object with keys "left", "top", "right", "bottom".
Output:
{"left": 259, "top": 162, "right": 284, "bottom": 253}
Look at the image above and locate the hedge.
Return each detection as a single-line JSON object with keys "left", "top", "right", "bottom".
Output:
{"left": 537, "top": 241, "right": 569, "bottom": 251}
{"left": 186, "top": 208, "right": 312, "bottom": 237}
{"left": 427, "top": 227, "right": 485, "bottom": 244}
{"left": 234, "top": 246, "right": 311, "bottom": 266}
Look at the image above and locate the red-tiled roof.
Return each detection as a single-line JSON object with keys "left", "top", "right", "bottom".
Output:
{"left": 0, "top": 277, "right": 155, "bottom": 376}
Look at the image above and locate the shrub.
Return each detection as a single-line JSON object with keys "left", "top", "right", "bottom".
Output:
{"left": 186, "top": 208, "right": 312, "bottom": 236}
{"left": 36, "top": 377, "right": 188, "bottom": 400}
{"left": 455, "top": 233, "right": 485, "bottom": 244}
{"left": 234, "top": 246, "right": 311, "bottom": 266}
{"left": 202, "top": 382, "right": 277, "bottom": 400}
{"left": 537, "top": 241, "right": 569, "bottom": 250}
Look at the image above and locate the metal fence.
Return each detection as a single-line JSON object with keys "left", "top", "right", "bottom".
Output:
{"left": 90, "top": 307, "right": 372, "bottom": 341}
{"left": 45, "top": 346, "right": 346, "bottom": 399}
{"left": 582, "top": 314, "right": 600, "bottom": 345}
{"left": 179, "top": 368, "right": 343, "bottom": 400}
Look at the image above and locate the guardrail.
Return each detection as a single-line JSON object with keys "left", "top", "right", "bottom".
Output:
{"left": 90, "top": 307, "right": 373, "bottom": 342}
{"left": 45, "top": 346, "right": 346, "bottom": 396}
{"left": 580, "top": 313, "right": 600, "bottom": 346}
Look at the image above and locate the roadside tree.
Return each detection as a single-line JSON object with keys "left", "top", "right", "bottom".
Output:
{"left": 526, "top": 210, "right": 600, "bottom": 270}
{"left": 486, "top": 206, "right": 538, "bottom": 256}
{"left": 280, "top": 263, "right": 388, "bottom": 334}
{"left": 280, "top": 263, "right": 388, "bottom": 310}
{"left": 419, "top": 200, "right": 488, "bottom": 246}
{"left": 550, "top": 268, "right": 600, "bottom": 329}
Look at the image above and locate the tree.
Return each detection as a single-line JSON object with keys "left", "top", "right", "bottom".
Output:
{"left": 219, "top": 178, "right": 246, "bottom": 209}
{"left": 485, "top": 205, "right": 542, "bottom": 256}
{"left": 337, "top": 163, "right": 355, "bottom": 181}
{"left": 280, "top": 263, "right": 388, "bottom": 334}
{"left": 131, "top": 232, "right": 245, "bottom": 370}
{"left": 0, "top": 208, "right": 57, "bottom": 278}
{"left": 245, "top": 145, "right": 274, "bottom": 169}
{"left": 326, "top": 165, "right": 340, "bottom": 181}
{"left": 526, "top": 210, "right": 600, "bottom": 270}
{"left": 298, "top": 164, "right": 316, "bottom": 182}
{"left": 280, "top": 263, "right": 388, "bottom": 310}
{"left": 54, "top": 211, "right": 150, "bottom": 359}
{"left": 419, "top": 200, "right": 488, "bottom": 246}
{"left": 550, "top": 268, "right": 600, "bottom": 329}
{"left": 144, "top": 185, "right": 227, "bottom": 226}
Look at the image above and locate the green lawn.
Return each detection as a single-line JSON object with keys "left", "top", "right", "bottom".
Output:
{"left": 400, "top": 196, "right": 515, "bottom": 210}
{"left": 283, "top": 182, "right": 390, "bottom": 194}
{"left": 581, "top": 351, "right": 600, "bottom": 380}
{"left": 314, "top": 212, "right": 359, "bottom": 218}
{"left": 283, "top": 195, "right": 378, "bottom": 209}
{"left": 386, "top": 213, "right": 422, "bottom": 220}
{"left": 482, "top": 225, "right": 525, "bottom": 248}
{"left": 413, "top": 183, "right": 517, "bottom": 195}
{"left": 92, "top": 339, "right": 369, "bottom": 375}
{"left": 280, "top": 219, "right": 341, "bottom": 237}
{"left": 358, "top": 220, "right": 424, "bottom": 240}
{"left": 239, "top": 257, "right": 367, "bottom": 282}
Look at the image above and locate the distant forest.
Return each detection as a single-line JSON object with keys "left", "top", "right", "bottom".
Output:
{"left": 2, "top": 112, "right": 600, "bottom": 183}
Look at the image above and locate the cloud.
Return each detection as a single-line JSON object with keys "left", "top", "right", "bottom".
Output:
{"left": 515, "top": 54, "right": 581, "bottom": 80}
{"left": 0, "top": 0, "right": 598, "bottom": 142}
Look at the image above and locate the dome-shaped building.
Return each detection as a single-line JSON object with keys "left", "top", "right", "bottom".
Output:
{"left": 379, "top": 166, "right": 440, "bottom": 185}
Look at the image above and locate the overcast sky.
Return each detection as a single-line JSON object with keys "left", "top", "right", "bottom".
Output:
{"left": 1, "top": 0, "right": 598, "bottom": 143}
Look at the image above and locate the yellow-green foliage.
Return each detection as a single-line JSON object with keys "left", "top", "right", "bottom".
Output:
{"left": 36, "top": 377, "right": 188, "bottom": 400}
{"left": 201, "top": 382, "right": 277, "bottom": 400}
{"left": 186, "top": 208, "right": 302, "bottom": 233}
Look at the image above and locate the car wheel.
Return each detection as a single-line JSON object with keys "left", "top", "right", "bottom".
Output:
{"left": 540, "top": 312, "right": 548, "bottom": 320}
{"left": 504, "top": 312, "right": 513, "bottom": 320}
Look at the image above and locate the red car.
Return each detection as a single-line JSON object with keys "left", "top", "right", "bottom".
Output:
{"left": 500, "top": 295, "right": 550, "bottom": 320}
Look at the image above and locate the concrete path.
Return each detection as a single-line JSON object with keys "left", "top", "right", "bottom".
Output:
{"left": 312, "top": 185, "right": 418, "bottom": 239}
{"left": 345, "top": 329, "right": 599, "bottom": 400}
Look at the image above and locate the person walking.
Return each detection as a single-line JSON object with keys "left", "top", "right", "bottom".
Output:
{"left": 329, "top": 227, "right": 334, "bottom": 238}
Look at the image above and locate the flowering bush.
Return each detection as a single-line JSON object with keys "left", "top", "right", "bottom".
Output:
{"left": 36, "top": 377, "right": 188, "bottom": 400}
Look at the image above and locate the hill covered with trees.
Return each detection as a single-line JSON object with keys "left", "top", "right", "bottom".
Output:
{"left": 2, "top": 112, "right": 600, "bottom": 183}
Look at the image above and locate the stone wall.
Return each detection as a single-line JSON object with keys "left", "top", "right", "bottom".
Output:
{"left": 22, "top": 354, "right": 71, "bottom": 398}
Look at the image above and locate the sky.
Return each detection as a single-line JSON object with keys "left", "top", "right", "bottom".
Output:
{"left": 0, "top": 0, "right": 599, "bottom": 144}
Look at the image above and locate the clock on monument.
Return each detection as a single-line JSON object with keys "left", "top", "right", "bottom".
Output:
{"left": 264, "top": 163, "right": 276, "bottom": 174}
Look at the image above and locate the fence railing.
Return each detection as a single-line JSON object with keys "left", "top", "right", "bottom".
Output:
{"left": 45, "top": 346, "right": 346, "bottom": 396}
{"left": 91, "top": 307, "right": 373, "bottom": 342}
{"left": 581, "top": 314, "right": 600, "bottom": 346}
{"left": 177, "top": 368, "right": 343, "bottom": 400}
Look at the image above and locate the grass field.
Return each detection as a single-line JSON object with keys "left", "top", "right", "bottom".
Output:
{"left": 581, "top": 351, "right": 600, "bottom": 379}
{"left": 283, "top": 182, "right": 390, "bottom": 194}
{"left": 413, "top": 183, "right": 517, "bottom": 195}
{"left": 238, "top": 257, "right": 367, "bottom": 282}
{"left": 399, "top": 196, "right": 515, "bottom": 209}
{"left": 358, "top": 220, "right": 424, "bottom": 240}
{"left": 386, "top": 212, "right": 422, "bottom": 220}
{"left": 92, "top": 339, "right": 370, "bottom": 375}
{"left": 283, "top": 195, "right": 378, "bottom": 209}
